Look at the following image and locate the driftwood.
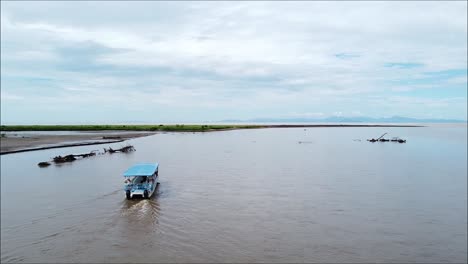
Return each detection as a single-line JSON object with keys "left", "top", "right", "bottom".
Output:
{"left": 74, "top": 151, "right": 97, "bottom": 158}
{"left": 104, "top": 145, "right": 135, "bottom": 153}
{"left": 377, "top": 133, "right": 387, "bottom": 140}
{"left": 39, "top": 145, "right": 135, "bottom": 167}
{"left": 367, "top": 133, "right": 406, "bottom": 143}
{"left": 391, "top": 137, "right": 406, "bottom": 143}
{"left": 53, "top": 154, "right": 77, "bottom": 163}
{"left": 52, "top": 150, "right": 98, "bottom": 163}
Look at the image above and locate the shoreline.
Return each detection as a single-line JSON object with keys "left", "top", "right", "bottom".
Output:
{"left": 1, "top": 123, "right": 424, "bottom": 132}
{"left": 0, "top": 125, "right": 424, "bottom": 155}
{"left": 0, "top": 140, "right": 125, "bottom": 155}
{"left": 257, "top": 124, "right": 424, "bottom": 128}
{"left": 0, "top": 132, "right": 156, "bottom": 155}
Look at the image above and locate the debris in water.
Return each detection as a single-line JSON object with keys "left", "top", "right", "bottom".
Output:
{"left": 367, "top": 133, "right": 406, "bottom": 143}
{"left": 53, "top": 154, "right": 77, "bottom": 163}
{"left": 104, "top": 145, "right": 135, "bottom": 153}
{"left": 38, "top": 145, "right": 135, "bottom": 167}
{"left": 38, "top": 161, "right": 51, "bottom": 167}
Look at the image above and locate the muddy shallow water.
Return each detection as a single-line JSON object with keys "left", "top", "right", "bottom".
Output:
{"left": 1, "top": 126, "right": 467, "bottom": 263}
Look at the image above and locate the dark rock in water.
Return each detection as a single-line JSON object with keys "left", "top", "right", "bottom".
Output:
{"left": 38, "top": 161, "right": 51, "bottom": 167}
{"left": 398, "top": 139, "right": 406, "bottom": 143}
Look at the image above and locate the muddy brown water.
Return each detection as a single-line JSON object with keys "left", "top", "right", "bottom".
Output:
{"left": 1, "top": 125, "right": 467, "bottom": 263}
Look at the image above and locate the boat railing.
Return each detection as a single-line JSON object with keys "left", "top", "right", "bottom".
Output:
{"left": 133, "top": 183, "right": 149, "bottom": 190}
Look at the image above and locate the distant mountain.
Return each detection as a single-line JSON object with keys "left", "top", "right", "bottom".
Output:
{"left": 219, "top": 116, "right": 467, "bottom": 123}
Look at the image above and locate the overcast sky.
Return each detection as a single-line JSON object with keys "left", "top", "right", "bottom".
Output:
{"left": 1, "top": 1, "right": 467, "bottom": 124}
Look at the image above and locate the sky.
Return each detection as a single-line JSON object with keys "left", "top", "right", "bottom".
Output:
{"left": 1, "top": 1, "right": 467, "bottom": 124}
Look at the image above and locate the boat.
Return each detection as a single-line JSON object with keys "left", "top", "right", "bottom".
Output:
{"left": 123, "top": 163, "right": 159, "bottom": 199}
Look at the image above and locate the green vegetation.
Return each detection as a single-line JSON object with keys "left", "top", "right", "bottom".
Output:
{"left": 0, "top": 124, "right": 264, "bottom": 132}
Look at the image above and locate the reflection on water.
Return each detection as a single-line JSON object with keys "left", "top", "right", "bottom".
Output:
{"left": 1, "top": 126, "right": 467, "bottom": 263}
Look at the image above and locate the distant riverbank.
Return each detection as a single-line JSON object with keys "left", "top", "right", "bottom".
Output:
{"left": 0, "top": 124, "right": 260, "bottom": 132}
{"left": 0, "top": 124, "right": 423, "bottom": 133}
{"left": 0, "top": 124, "right": 424, "bottom": 154}
{"left": 0, "top": 131, "right": 156, "bottom": 154}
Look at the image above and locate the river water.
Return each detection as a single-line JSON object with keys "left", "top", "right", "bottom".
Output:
{"left": 1, "top": 125, "right": 467, "bottom": 263}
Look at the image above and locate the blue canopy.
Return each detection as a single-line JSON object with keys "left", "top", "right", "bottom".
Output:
{"left": 123, "top": 163, "right": 159, "bottom": 177}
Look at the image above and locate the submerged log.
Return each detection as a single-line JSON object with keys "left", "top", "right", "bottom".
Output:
{"left": 390, "top": 137, "right": 407, "bottom": 143}
{"left": 368, "top": 134, "right": 407, "bottom": 143}
{"left": 74, "top": 151, "right": 97, "bottom": 158}
{"left": 104, "top": 145, "right": 135, "bottom": 153}
{"left": 41, "top": 146, "right": 135, "bottom": 167}
{"left": 120, "top": 145, "right": 135, "bottom": 152}
{"left": 368, "top": 132, "right": 390, "bottom": 142}
{"left": 52, "top": 150, "right": 98, "bottom": 163}
{"left": 53, "top": 154, "right": 76, "bottom": 163}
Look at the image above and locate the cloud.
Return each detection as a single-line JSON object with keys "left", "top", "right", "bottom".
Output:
{"left": 1, "top": 1, "right": 467, "bottom": 123}
{"left": 384, "top": 62, "right": 423, "bottom": 69}
{"left": 335, "top": 53, "right": 360, "bottom": 60}
{"left": 1, "top": 92, "right": 24, "bottom": 100}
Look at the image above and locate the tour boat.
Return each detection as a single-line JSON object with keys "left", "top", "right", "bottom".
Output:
{"left": 123, "top": 163, "right": 159, "bottom": 199}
